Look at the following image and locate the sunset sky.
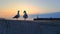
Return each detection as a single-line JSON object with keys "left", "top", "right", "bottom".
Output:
{"left": 0, "top": 0, "right": 60, "bottom": 19}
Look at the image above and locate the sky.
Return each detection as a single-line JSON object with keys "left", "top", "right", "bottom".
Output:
{"left": 0, "top": 0, "right": 60, "bottom": 19}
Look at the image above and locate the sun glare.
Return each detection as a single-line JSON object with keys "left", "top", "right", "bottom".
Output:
{"left": 0, "top": 3, "right": 44, "bottom": 18}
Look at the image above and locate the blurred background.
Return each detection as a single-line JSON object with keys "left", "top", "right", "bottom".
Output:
{"left": 0, "top": 0, "right": 60, "bottom": 20}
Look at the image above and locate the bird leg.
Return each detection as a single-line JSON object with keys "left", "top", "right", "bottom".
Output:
{"left": 17, "top": 18, "right": 18, "bottom": 20}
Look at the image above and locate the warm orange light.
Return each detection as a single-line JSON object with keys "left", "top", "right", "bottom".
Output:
{"left": 0, "top": 3, "right": 44, "bottom": 18}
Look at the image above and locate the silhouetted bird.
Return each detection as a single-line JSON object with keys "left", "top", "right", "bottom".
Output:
{"left": 13, "top": 10, "right": 20, "bottom": 20}
{"left": 23, "top": 10, "right": 28, "bottom": 20}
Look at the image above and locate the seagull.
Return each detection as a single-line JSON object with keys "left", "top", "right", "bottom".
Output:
{"left": 23, "top": 10, "right": 28, "bottom": 20}
{"left": 13, "top": 10, "right": 20, "bottom": 20}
